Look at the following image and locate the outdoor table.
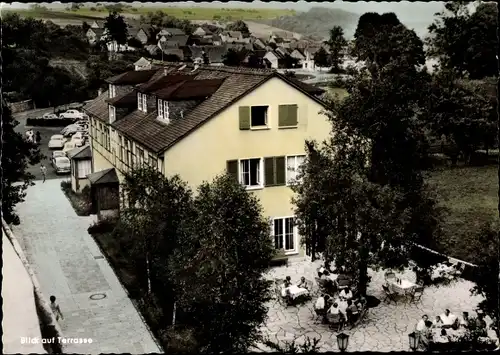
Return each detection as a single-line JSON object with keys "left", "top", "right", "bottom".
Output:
{"left": 282, "top": 285, "right": 309, "bottom": 299}
{"left": 325, "top": 273, "right": 338, "bottom": 282}
{"left": 388, "top": 279, "right": 416, "bottom": 295}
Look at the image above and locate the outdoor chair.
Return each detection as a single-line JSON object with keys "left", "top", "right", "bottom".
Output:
{"left": 327, "top": 313, "right": 344, "bottom": 332}
{"left": 313, "top": 308, "right": 327, "bottom": 324}
{"left": 410, "top": 286, "right": 424, "bottom": 303}
{"left": 382, "top": 284, "right": 398, "bottom": 304}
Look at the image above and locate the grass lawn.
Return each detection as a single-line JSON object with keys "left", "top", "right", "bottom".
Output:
{"left": 8, "top": 7, "right": 296, "bottom": 21}
{"left": 427, "top": 165, "right": 498, "bottom": 264}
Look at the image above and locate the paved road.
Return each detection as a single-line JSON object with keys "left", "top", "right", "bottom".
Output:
{"left": 11, "top": 179, "right": 162, "bottom": 354}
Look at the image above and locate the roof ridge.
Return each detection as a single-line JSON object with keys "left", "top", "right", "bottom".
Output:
{"left": 151, "top": 61, "right": 275, "bottom": 76}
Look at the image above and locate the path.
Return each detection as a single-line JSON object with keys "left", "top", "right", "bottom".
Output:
{"left": 11, "top": 179, "right": 162, "bottom": 354}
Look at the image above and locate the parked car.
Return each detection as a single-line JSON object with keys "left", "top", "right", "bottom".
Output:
{"left": 51, "top": 156, "right": 71, "bottom": 174}
{"left": 62, "top": 141, "right": 77, "bottom": 155}
{"left": 59, "top": 109, "right": 84, "bottom": 120}
{"left": 48, "top": 135, "right": 67, "bottom": 149}
{"left": 70, "top": 132, "right": 85, "bottom": 147}
{"left": 61, "top": 124, "right": 86, "bottom": 137}
{"left": 51, "top": 150, "right": 66, "bottom": 160}
{"left": 42, "top": 113, "right": 58, "bottom": 120}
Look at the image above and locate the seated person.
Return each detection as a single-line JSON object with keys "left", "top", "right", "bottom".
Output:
{"left": 318, "top": 266, "right": 326, "bottom": 277}
{"left": 320, "top": 270, "right": 331, "bottom": 280}
{"left": 433, "top": 316, "right": 444, "bottom": 328}
{"left": 440, "top": 309, "right": 457, "bottom": 326}
{"left": 434, "top": 328, "right": 451, "bottom": 343}
{"left": 281, "top": 276, "right": 292, "bottom": 297}
{"left": 475, "top": 314, "right": 488, "bottom": 335}
{"left": 339, "top": 287, "right": 353, "bottom": 301}
{"left": 459, "top": 312, "right": 469, "bottom": 328}
{"left": 346, "top": 300, "right": 359, "bottom": 324}
{"left": 355, "top": 294, "right": 366, "bottom": 310}
{"left": 419, "top": 320, "right": 434, "bottom": 350}
{"left": 284, "top": 276, "right": 292, "bottom": 288}
{"left": 327, "top": 302, "right": 347, "bottom": 323}
{"left": 314, "top": 294, "right": 326, "bottom": 311}
{"left": 416, "top": 315, "right": 430, "bottom": 332}
{"left": 297, "top": 276, "right": 308, "bottom": 289}
{"left": 487, "top": 321, "right": 500, "bottom": 349}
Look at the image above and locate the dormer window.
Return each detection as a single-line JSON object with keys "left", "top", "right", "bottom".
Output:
{"left": 157, "top": 99, "right": 169, "bottom": 122}
{"left": 109, "top": 84, "right": 116, "bottom": 98}
{"left": 137, "top": 93, "right": 147, "bottom": 112}
{"left": 109, "top": 105, "right": 116, "bottom": 122}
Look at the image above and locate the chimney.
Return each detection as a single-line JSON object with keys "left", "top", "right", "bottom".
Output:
{"left": 180, "top": 110, "right": 184, "bottom": 119}
{"left": 164, "top": 67, "right": 168, "bottom": 76}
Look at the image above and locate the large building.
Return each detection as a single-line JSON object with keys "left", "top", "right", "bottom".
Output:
{"left": 83, "top": 63, "right": 330, "bottom": 259}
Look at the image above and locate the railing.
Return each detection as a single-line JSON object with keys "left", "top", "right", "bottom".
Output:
{"left": 2, "top": 218, "right": 66, "bottom": 353}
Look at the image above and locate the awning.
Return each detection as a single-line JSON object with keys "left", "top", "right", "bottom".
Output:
{"left": 87, "top": 168, "right": 119, "bottom": 185}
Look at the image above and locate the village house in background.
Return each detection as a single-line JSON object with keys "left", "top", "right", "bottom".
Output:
{"left": 83, "top": 62, "right": 329, "bottom": 259}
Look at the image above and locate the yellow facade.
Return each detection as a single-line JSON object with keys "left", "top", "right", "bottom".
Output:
{"left": 90, "top": 76, "right": 331, "bottom": 257}
{"left": 163, "top": 77, "right": 331, "bottom": 257}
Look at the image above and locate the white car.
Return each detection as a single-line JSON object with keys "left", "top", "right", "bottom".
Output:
{"left": 63, "top": 141, "right": 77, "bottom": 155}
{"left": 51, "top": 156, "right": 71, "bottom": 174}
{"left": 48, "top": 135, "right": 67, "bottom": 149}
{"left": 51, "top": 150, "right": 66, "bottom": 160}
{"left": 59, "top": 109, "right": 84, "bottom": 120}
{"left": 42, "top": 113, "right": 58, "bottom": 120}
{"left": 70, "top": 132, "right": 85, "bottom": 147}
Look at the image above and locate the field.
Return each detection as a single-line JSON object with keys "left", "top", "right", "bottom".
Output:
{"left": 427, "top": 165, "right": 498, "bottom": 264}
{"left": 6, "top": 7, "right": 296, "bottom": 21}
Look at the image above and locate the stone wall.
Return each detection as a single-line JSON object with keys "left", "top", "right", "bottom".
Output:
{"left": 7, "top": 99, "right": 34, "bottom": 113}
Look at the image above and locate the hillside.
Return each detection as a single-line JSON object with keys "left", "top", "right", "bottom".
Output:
{"left": 261, "top": 7, "right": 360, "bottom": 40}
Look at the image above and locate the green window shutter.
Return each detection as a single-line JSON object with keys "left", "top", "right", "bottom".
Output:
{"left": 278, "top": 104, "right": 298, "bottom": 127}
{"left": 275, "top": 156, "right": 286, "bottom": 185}
{"left": 226, "top": 160, "right": 239, "bottom": 182}
{"left": 239, "top": 106, "right": 250, "bottom": 130}
{"left": 264, "top": 157, "right": 275, "bottom": 186}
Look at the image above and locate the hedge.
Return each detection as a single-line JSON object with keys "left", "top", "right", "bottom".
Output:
{"left": 26, "top": 118, "right": 76, "bottom": 127}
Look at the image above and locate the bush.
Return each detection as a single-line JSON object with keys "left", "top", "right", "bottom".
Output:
{"left": 26, "top": 118, "right": 75, "bottom": 127}
{"left": 90, "top": 7, "right": 96, "bottom": 11}
{"left": 88, "top": 217, "right": 118, "bottom": 234}
{"left": 60, "top": 180, "right": 92, "bottom": 216}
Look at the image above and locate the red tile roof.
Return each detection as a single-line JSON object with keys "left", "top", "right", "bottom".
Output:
{"left": 106, "top": 69, "right": 158, "bottom": 85}
{"left": 84, "top": 63, "right": 328, "bottom": 153}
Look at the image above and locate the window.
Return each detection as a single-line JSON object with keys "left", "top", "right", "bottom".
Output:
{"left": 286, "top": 155, "right": 306, "bottom": 185}
{"left": 125, "top": 139, "right": 131, "bottom": 165}
{"left": 158, "top": 99, "right": 163, "bottom": 117}
{"left": 109, "top": 84, "right": 116, "bottom": 98}
{"left": 137, "top": 93, "right": 143, "bottom": 111}
{"left": 149, "top": 154, "right": 157, "bottom": 169}
{"left": 109, "top": 105, "right": 116, "bottom": 121}
{"left": 119, "top": 135, "right": 124, "bottom": 160}
{"left": 251, "top": 106, "right": 268, "bottom": 127}
{"left": 239, "top": 158, "right": 262, "bottom": 188}
{"left": 159, "top": 157, "right": 164, "bottom": 174}
{"left": 77, "top": 160, "right": 92, "bottom": 178}
{"left": 273, "top": 217, "right": 296, "bottom": 252}
{"left": 142, "top": 94, "right": 147, "bottom": 113}
{"left": 137, "top": 147, "right": 144, "bottom": 165}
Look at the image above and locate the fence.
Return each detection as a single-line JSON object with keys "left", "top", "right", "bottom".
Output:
{"left": 7, "top": 99, "right": 34, "bottom": 113}
{"left": 2, "top": 218, "right": 66, "bottom": 353}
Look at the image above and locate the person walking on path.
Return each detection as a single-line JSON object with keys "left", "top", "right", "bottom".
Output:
{"left": 50, "top": 295, "right": 64, "bottom": 321}
{"left": 40, "top": 164, "right": 47, "bottom": 183}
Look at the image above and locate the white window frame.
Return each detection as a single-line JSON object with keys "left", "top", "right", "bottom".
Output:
{"left": 109, "top": 105, "right": 116, "bottom": 121}
{"left": 137, "top": 93, "right": 143, "bottom": 111}
{"left": 142, "top": 94, "right": 147, "bottom": 113}
{"left": 238, "top": 158, "right": 264, "bottom": 190}
{"left": 250, "top": 105, "right": 269, "bottom": 129}
{"left": 158, "top": 99, "right": 163, "bottom": 118}
{"left": 109, "top": 84, "right": 116, "bottom": 98}
{"left": 271, "top": 216, "right": 298, "bottom": 255}
{"left": 163, "top": 101, "right": 169, "bottom": 121}
{"left": 286, "top": 154, "right": 306, "bottom": 186}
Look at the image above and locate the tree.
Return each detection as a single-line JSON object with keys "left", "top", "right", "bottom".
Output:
{"left": 222, "top": 48, "right": 242, "bottom": 66}
{"left": 103, "top": 11, "right": 128, "bottom": 46}
{"left": 352, "top": 12, "right": 425, "bottom": 75}
{"left": 226, "top": 20, "right": 250, "bottom": 35}
{"left": 140, "top": 11, "right": 195, "bottom": 35}
{"left": 170, "top": 173, "right": 275, "bottom": 353}
{"left": 70, "top": 3, "right": 81, "bottom": 11}
{"left": 427, "top": 2, "right": 498, "bottom": 79}
{"left": 119, "top": 167, "right": 194, "bottom": 300}
{"left": 313, "top": 47, "right": 329, "bottom": 69}
{"left": 1, "top": 103, "right": 43, "bottom": 225}
{"left": 325, "top": 26, "right": 347, "bottom": 72}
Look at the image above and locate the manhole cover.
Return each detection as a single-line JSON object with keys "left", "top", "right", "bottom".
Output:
{"left": 89, "top": 293, "right": 107, "bottom": 300}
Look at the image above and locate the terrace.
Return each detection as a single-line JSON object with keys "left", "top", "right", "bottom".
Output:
{"left": 256, "top": 258, "right": 486, "bottom": 352}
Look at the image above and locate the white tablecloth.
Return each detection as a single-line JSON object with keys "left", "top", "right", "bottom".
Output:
{"left": 282, "top": 285, "right": 309, "bottom": 299}
{"left": 389, "top": 279, "right": 416, "bottom": 294}
{"left": 326, "top": 274, "right": 338, "bottom": 282}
